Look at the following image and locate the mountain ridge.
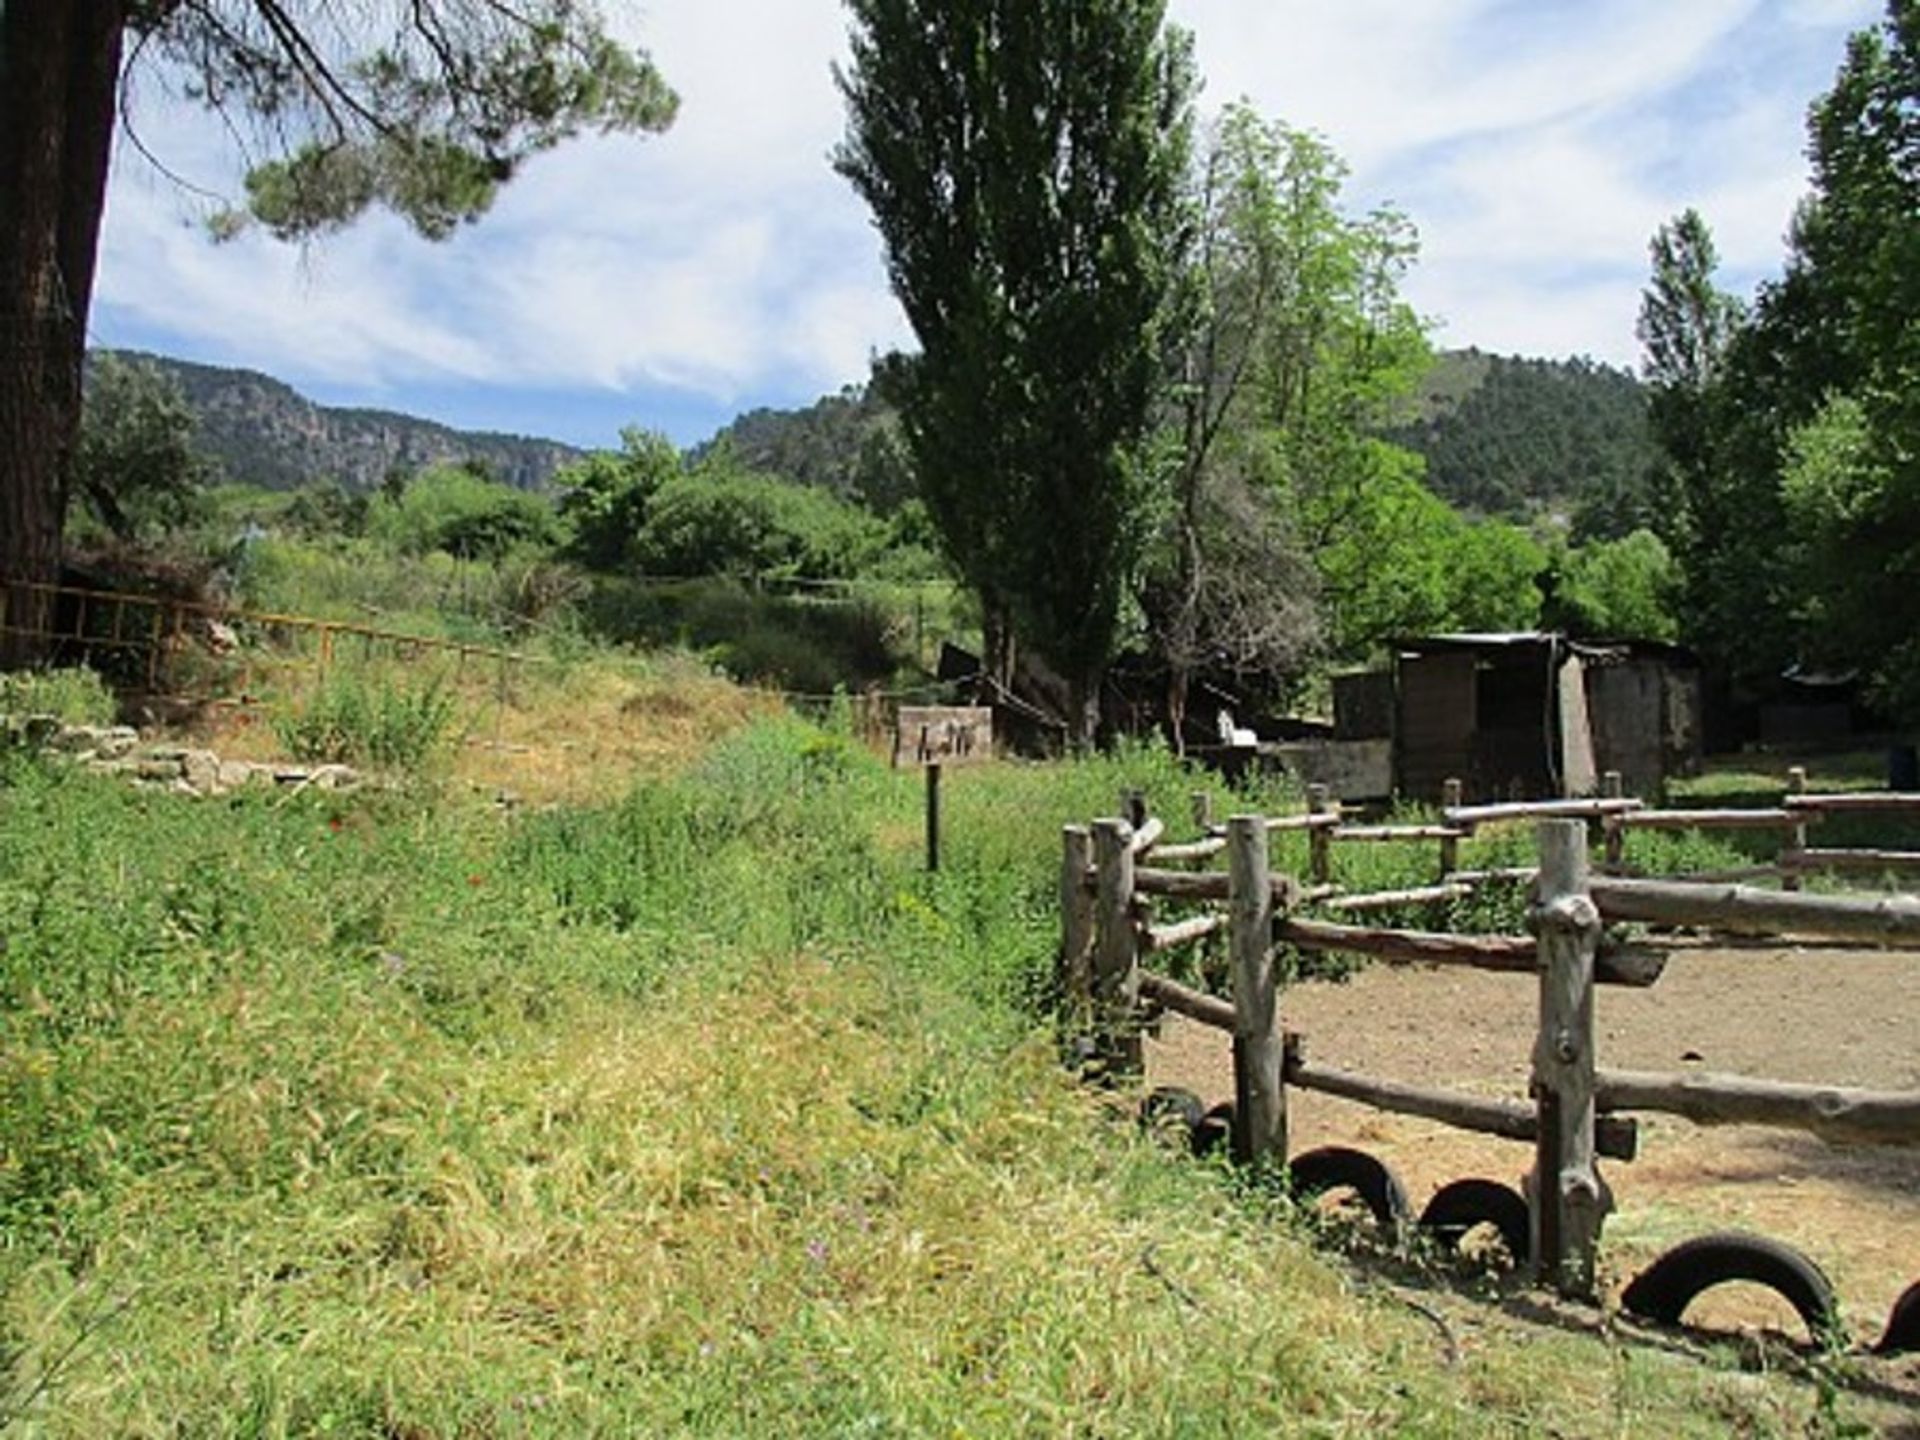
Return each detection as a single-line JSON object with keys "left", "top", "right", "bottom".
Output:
{"left": 93, "top": 349, "right": 584, "bottom": 495}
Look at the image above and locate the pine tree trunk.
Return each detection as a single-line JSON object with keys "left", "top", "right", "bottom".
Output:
{"left": 0, "top": 0, "right": 124, "bottom": 669}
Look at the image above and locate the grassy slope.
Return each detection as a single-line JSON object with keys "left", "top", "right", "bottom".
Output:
{"left": 0, "top": 716, "right": 1863, "bottom": 1436}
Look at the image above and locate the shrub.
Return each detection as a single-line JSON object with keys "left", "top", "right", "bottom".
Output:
{"left": 273, "top": 670, "right": 459, "bottom": 771}
{"left": 0, "top": 666, "right": 117, "bottom": 726}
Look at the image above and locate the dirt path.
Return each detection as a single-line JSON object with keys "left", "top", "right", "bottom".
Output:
{"left": 1147, "top": 939, "right": 1920, "bottom": 1347}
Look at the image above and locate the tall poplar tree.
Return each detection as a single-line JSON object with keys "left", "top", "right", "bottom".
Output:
{"left": 0, "top": 2, "right": 676, "bottom": 668}
{"left": 834, "top": 0, "right": 1195, "bottom": 742}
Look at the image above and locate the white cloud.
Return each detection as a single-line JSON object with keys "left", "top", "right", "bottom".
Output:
{"left": 91, "top": 0, "right": 1890, "bottom": 435}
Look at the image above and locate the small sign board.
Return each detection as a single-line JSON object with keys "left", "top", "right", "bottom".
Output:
{"left": 894, "top": 705, "right": 993, "bottom": 768}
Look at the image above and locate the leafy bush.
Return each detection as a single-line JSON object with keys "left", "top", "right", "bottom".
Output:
{"left": 369, "top": 463, "right": 559, "bottom": 561}
{"left": 0, "top": 666, "right": 116, "bottom": 726}
{"left": 274, "top": 669, "right": 459, "bottom": 771}
{"left": 634, "top": 465, "right": 888, "bottom": 581}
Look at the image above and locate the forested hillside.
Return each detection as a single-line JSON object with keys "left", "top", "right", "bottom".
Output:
{"left": 88, "top": 350, "right": 582, "bottom": 494}
{"left": 705, "top": 349, "right": 1656, "bottom": 535}
{"left": 1389, "top": 350, "right": 1656, "bottom": 533}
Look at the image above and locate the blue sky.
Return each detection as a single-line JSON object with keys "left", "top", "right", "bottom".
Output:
{"left": 92, "top": 0, "right": 1884, "bottom": 452}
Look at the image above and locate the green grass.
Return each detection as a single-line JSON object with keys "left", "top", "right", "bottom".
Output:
{"left": 0, "top": 724, "right": 1868, "bottom": 1435}
{"left": 0, "top": 667, "right": 116, "bottom": 728}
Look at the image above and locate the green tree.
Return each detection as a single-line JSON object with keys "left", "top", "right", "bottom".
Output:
{"left": 633, "top": 459, "right": 887, "bottom": 582}
{"left": 73, "top": 353, "right": 217, "bottom": 541}
{"left": 0, "top": 1, "right": 676, "bottom": 667}
{"left": 555, "top": 427, "right": 683, "bottom": 571}
{"left": 1546, "top": 530, "right": 1680, "bottom": 641}
{"left": 370, "top": 463, "right": 558, "bottom": 562}
{"left": 835, "top": 0, "right": 1196, "bottom": 741}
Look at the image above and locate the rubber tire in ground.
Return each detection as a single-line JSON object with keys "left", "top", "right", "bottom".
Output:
{"left": 1874, "top": 1278, "right": 1920, "bottom": 1356}
{"left": 1417, "top": 1177, "right": 1530, "bottom": 1267}
{"left": 1190, "top": 1100, "right": 1235, "bottom": 1159}
{"left": 1140, "top": 1086, "right": 1204, "bottom": 1147}
{"left": 1619, "top": 1232, "right": 1840, "bottom": 1343}
{"left": 1284, "top": 1146, "right": 1411, "bottom": 1232}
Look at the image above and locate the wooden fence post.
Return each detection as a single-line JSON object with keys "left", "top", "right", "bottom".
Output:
{"left": 1227, "top": 815, "right": 1285, "bottom": 1166}
{"left": 1307, "top": 783, "right": 1334, "bottom": 888}
{"left": 1059, "top": 826, "right": 1095, "bottom": 1012}
{"left": 1440, "top": 778, "right": 1463, "bottom": 879}
{"left": 1122, "top": 789, "right": 1150, "bottom": 831}
{"left": 1531, "top": 819, "right": 1605, "bottom": 1299}
{"left": 1092, "top": 819, "right": 1141, "bottom": 1077}
{"left": 1601, "top": 771, "right": 1626, "bottom": 873}
{"left": 1191, "top": 789, "right": 1213, "bottom": 833}
{"left": 1784, "top": 766, "right": 1808, "bottom": 892}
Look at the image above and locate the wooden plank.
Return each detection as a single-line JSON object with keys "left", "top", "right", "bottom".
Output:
{"left": 1275, "top": 917, "right": 1666, "bottom": 988}
{"left": 1447, "top": 797, "right": 1643, "bottom": 827}
{"left": 1447, "top": 866, "right": 1539, "bottom": 885}
{"left": 1307, "top": 785, "right": 1334, "bottom": 887}
{"left": 1228, "top": 816, "right": 1284, "bottom": 1166}
{"left": 1589, "top": 876, "right": 1920, "bottom": 944}
{"left": 1619, "top": 808, "right": 1803, "bottom": 830}
{"left": 1440, "top": 779, "right": 1464, "bottom": 878}
{"left": 1138, "top": 971, "right": 1235, "bottom": 1031}
{"left": 1532, "top": 819, "right": 1604, "bottom": 1299}
{"left": 893, "top": 705, "right": 993, "bottom": 768}
{"left": 1595, "top": 1069, "right": 1920, "bottom": 1147}
{"left": 1284, "top": 1049, "right": 1638, "bottom": 1162}
{"left": 1781, "top": 847, "right": 1920, "bottom": 874}
{"left": 1143, "top": 911, "right": 1226, "bottom": 954}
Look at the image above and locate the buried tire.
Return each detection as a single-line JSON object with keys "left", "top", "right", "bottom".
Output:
{"left": 1620, "top": 1232, "right": 1840, "bottom": 1343}
{"left": 1417, "top": 1177, "right": 1530, "bottom": 1267}
{"left": 1139, "top": 1086, "right": 1204, "bottom": 1147}
{"left": 1284, "top": 1146, "right": 1410, "bottom": 1232}
{"left": 1874, "top": 1278, "right": 1920, "bottom": 1356}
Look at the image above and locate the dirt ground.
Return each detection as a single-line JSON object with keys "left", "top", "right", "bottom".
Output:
{"left": 1147, "top": 937, "right": 1920, "bottom": 1351}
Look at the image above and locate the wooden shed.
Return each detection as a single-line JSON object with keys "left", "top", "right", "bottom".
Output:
{"left": 1392, "top": 634, "right": 1701, "bottom": 804}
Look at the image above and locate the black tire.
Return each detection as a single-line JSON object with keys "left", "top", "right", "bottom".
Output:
{"left": 1191, "top": 1100, "right": 1234, "bottom": 1159}
{"left": 1417, "top": 1177, "right": 1530, "bottom": 1266}
{"left": 1619, "top": 1232, "right": 1840, "bottom": 1343}
{"left": 1139, "top": 1086, "right": 1204, "bottom": 1146}
{"left": 1285, "top": 1146, "right": 1410, "bottom": 1232}
{"left": 1874, "top": 1278, "right": 1920, "bottom": 1356}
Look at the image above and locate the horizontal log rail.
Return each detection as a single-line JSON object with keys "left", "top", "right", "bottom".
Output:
{"left": 1595, "top": 1068, "right": 1920, "bottom": 1147}
{"left": 1206, "top": 812, "right": 1341, "bottom": 838}
{"left": 1331, "top": 824, "right": 1469, "bottom": 843}
{"left": 1146, "top": 836, "right": 1227, "bottom": 864}
{"left": 1785, "top": 791, "right": 1920, "bottom": 814}
{"left": 1446, "top": 797, "right": 1643, "bottom": 827}
{"left": 1275, "top": 917, "right": 1667, "bottom": 987}
{"left": 1142, "top": 911, "right": 1226, "bottom": 954}
{"left": 1320, "top": 883, "right": 1470, "bottom": 913}
{"left": 1590, "top": 876, "right": 1920, "bottom": 944}
{"left": 1446, "top": 866, "right": 1538, "bottom": 885}
{"left": 1284, "top": 1048, "right": 1639, "bottom": 1162}
{"left": 1128, "top": 817, "right": 1167, "bottom": 857}
{"left": 1781, "top": 846, "right": 1920, "bottom": 874}
{"left": 1138, "top": 971, "right": 1235, "bottom": 1031}
{"left": 1602, "top": 863, "right": 1784, "bottom": 885}
{"left": 1617, "top": 808, "right": 1804, "bottom": 830}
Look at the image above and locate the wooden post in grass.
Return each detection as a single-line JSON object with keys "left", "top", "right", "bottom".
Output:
{"left": 1307, "top": 784, "right": 1334, "bottom": 888}
{"left": 1531, "top": 819, "right": 1605, "bottom": 1299}
{"left": 1601, "top": 771, "right": 1626, "bottom": 873}
{"left": 1785, "top": 766, "right": 1809, "bottom": 892}
{"left": 1092, "top": 818, "right": 1141, "bottom": 1076}
{"left": 1191, "top": 789, "right": 1213, "bottom": 833}
{"left": 1228, "top": 815, "right": 1285, "bottom": 1165}
{"left": 1440, "top": 778, "right": 1463, "bottom": 880}
{"left": 1059, "top": 825, "right": 1096, "bottom": 1011}
{"left": 1122, "top": 788, "right": 1149, "bottom": 830}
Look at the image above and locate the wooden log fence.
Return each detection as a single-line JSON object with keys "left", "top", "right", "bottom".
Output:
{"left": 1058, "top": 783, "right": 1920, "bottom": 1308}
